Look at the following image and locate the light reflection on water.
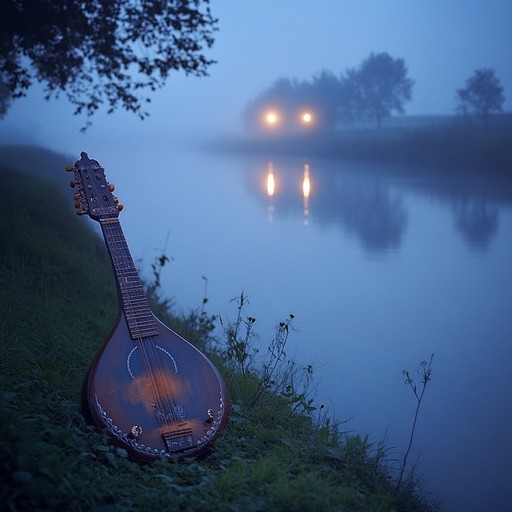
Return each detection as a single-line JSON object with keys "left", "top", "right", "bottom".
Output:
{"left": 121, "top": 150, "right": 512, "bottom": 512}
{"left": 258, "top": 158, "right": 503, "bottom": 253}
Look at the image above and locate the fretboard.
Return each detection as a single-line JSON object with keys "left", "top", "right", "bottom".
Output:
{"left": 100, "top": 218, "right": 158, "bottom": 339}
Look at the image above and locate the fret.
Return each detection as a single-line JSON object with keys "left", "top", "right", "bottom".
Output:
{"left": 100, "top": 218, "right": 158, "bottom": 339}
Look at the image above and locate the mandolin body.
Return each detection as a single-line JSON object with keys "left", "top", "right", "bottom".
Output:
{"left": 82, "top": 312, "right": 229, "bottom": 462}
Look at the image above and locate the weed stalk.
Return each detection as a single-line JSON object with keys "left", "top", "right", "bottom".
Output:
{"left": 397, "top": 353, "right": 434, "bottom": 488}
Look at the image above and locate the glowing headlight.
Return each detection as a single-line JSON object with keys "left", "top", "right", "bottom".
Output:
{"left": 264, "top": 111, "right": 279, "bottom": 125}
{"left": 301, "top": 111, "right": 313, "bottom": 124}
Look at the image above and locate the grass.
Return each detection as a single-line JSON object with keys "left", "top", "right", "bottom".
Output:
{"left": 0, "top": 150, "right": 437, "bottom": 511}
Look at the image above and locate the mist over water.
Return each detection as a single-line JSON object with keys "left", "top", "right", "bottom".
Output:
{"left": 100, "top": 148, "right": 512, "bottom": 512}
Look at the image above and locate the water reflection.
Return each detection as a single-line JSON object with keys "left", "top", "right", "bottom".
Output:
{"left": 256, "top": 160, "right": 508, "bottom": 252}
{"left": 260, "top": 160, "right": 407, "bottom": 251}
{"left": 266, "top": 162, "right": 276, "bottom": 221}
{"left": 317, "top": 177, "right": 407, "bottom": 251}
{"left": 302, "top": 164, "right": 311, "bottom": 225}
{"left": 453, "top": 198, "right": 499, "bottom": 248}
{"left": 266, "top": 162, "right": 276, "bottom": 197}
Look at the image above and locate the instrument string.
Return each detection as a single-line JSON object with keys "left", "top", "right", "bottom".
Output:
{"left": 145, "top": 334, "right": 180, "bottom": 424}
{"left": 104, "top": 221, "right": 180, "bottom": 426}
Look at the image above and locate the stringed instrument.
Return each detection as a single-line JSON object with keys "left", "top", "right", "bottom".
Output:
{"left": 67, "top": 152, "right": 229, "bottom": 462}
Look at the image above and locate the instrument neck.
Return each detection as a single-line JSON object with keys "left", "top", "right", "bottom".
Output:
{"left": 100, "top": 218, "right": 158, "bottom": 339}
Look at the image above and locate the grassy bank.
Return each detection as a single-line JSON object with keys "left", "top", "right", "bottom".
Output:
{"left": 224, "top": 120, "right": 512, "bottom": 175}
{"left": 0, "top": 151, "right": 437, "bottom": 511}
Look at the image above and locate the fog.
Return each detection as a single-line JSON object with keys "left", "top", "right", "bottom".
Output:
{"left": 1, "top": 0, "right": 512, "bottom": 152}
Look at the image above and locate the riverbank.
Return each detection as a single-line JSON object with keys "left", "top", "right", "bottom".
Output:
{"left": 0, "top": 148, "right": 437, "bottom": 510}
{"left": 218, "top": 120, "right": 512, "bottom": 175}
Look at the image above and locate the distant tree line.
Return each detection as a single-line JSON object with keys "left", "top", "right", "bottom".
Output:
{"left": 245, "top": 52, "right": 507, "bottom": 133}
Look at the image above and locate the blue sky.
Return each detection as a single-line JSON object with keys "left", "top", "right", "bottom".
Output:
{"left": 1, "top": 0, "right": 512, "bottom": 151}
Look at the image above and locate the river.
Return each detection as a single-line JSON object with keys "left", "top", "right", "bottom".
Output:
{"left": 109, "top": 147, "right": 511, "bottom": 512}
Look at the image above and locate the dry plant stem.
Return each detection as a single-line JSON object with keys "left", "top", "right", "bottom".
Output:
{"left": 250, "top": 316, "right": 293, "bottom": 408}
{"left": 397, "top": 354, "right": 434, "bottom": 489}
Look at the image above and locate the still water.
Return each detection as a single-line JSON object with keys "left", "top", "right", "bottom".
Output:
{"left": 114, "top": 148, "right": 512, "bottom": 512}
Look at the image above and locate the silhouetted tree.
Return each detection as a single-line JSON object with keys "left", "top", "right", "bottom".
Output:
{"left": 0, "top": 80, "right": 11, "bottom": 118}
{"left": 243, "top": 77, "right": 301, "bottom": 132}
{"left": 300, "top": 70, "right": 343, "bottom": 132}
{"left": 337, "top": 68, "right": 364, "bottom": 124}
{"left": 455, "top": 69, "right": 505, "bottom": 125}
{"left": 344, "top": 52, "right": 414, "bottom": 128}
{"left": 0, "top": 0, "right": 217, "bottom": 127}
{"left": 243, "top": 52, "right": 414, "bottom": 134}
{"left": 244, "top": 72, "right": 346, "bottom": 134}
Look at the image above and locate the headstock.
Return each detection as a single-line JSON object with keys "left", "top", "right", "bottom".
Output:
{"left": 66, "top": 152, "right": 123, "bottom": 221}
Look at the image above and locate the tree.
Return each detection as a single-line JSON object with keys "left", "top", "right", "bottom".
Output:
{"left": 300, "top": 70, "right": 343, "bottom": 132}
{"left": 455, "top": 69, "right": 505, "bottom": 125}
{"left": 243, "top": 77, "right": 299, "bottom": 132}
{"left": 337, "top": 67, "right": 365, "bottom": 125}
{"left": 0, "top": 80, "right": 11, "bottom": 118}
{"left": 243, "top": 52, "right": 414, "bottom": 134}
{"left": 344, "top": 52, "right": 414, "bottom": 128}
{"left": 0, "top": 0, "right": 217, "bottom": 127}
{"left": 244, "top": 72, "right": 345, "bottom": 134}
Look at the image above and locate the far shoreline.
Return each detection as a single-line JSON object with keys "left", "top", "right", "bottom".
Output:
{"left": 212, "top": 116, "right": 512, "bottom": 176}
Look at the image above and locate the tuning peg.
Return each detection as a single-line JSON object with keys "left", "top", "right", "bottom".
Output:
{"left": 74, "top": 200, "right": 81, "bottom": 209}
{"left": 70, "top": 180, "right": 76, "bottom": 188}
{"left": 76, "top": 209, "right": 86, "bottom": 216}
{"left": 108, "top": 183, "right": 115, "bottom": 192}
{"left": 73, "top": 192, "right": 81, "bottom": 201}
{"left": 65, "top": 165, "right": 73, "bottom": 172}
{"left": 117, "top": 204, "right": 124, "bottom": 212}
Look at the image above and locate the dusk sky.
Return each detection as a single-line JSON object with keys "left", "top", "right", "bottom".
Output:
{"left": 1, "top": 0, "right": 512, "bottom": 152}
